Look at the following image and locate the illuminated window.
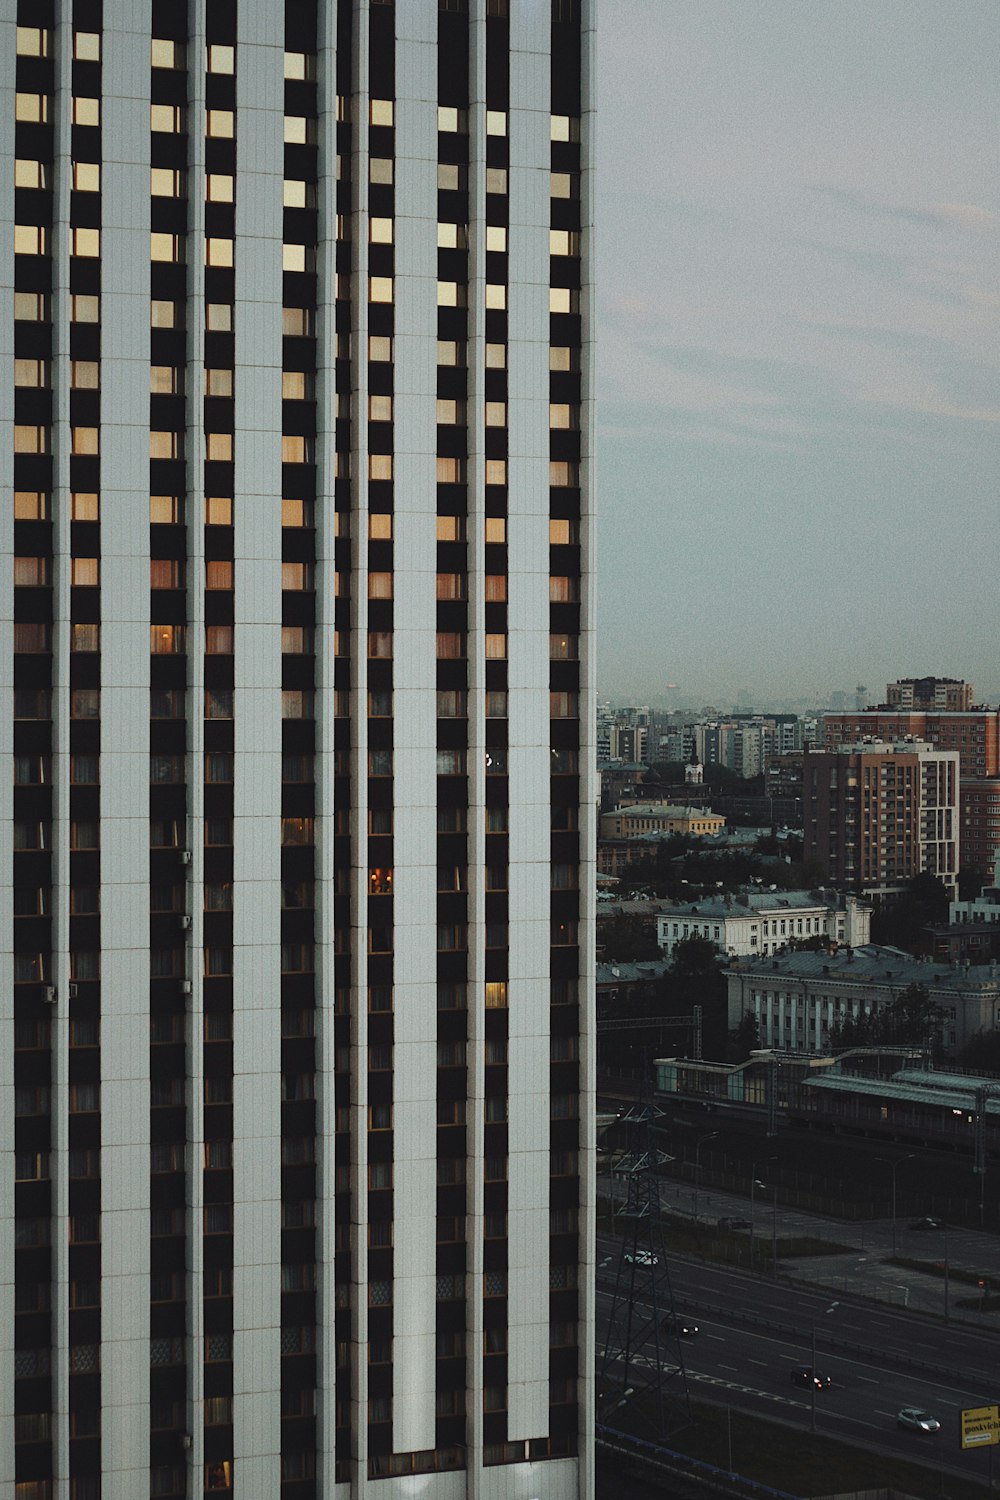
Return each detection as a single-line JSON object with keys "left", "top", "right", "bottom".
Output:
{"left": 369, "top": 454, "right": 393, "bottom": 480}
{"left": 486, "top": 110, "right": 507, "bottom": 136}
{"left": 283, "top": 179, "right": 310, "bottom": 207}
{"left": 151, "top": 232, "right": 183, "bottom": 263}
{"left": 15, "top": 94, "right": 48, "bottom": 123}
{"left": 484, "top": 517, "right": 506, "bottom": 543}
{"left": 549, "top": 287, "right": 578, "bottom": 313}
{"left": 150, "top": 299, "right": 177, "bottom": 328}
{"left": 208, "top": 43, "right": 235, "bottom": 73}
{"left": 149, "top": 495, "right": 181, "bottom": 524}
{"left": 150, "top": 431, "right": 179, "bottom": 459}
{"left": 486, "top": 225, "right": 506, "bottom": 252}
{"left": 550, "top": 229, "right": 581, "bottom": 256}
{"left": 205, "top": 369, "right": 232, "bottom": 396}
{"left": 151, "top": 167, "right": 184, "bottom": 197}
{"left": 370, "top": 216, "right": 394, "bottom": 244}
{"left": 14, "top": 225, "right": 46, "bottom": 256}
{"left": 551, "top": 114, "right": 578, "bottom": 142}
{"left": 485, "top": 402, "right": 506, "bottom": 427}
{"left": 71, "top": 428, "right": 99, "bottom": 455}
{"left": 437, "top": 222, "right": 466, "bottom": 249}
{"left": 436, "top": 516, "right": 464, "bottom": 541}
{"left": 72, "top": 227, "right": 100, "bottom": 258}
{"left": 437, "top": 281, "right": 465, "bottom": 308}
{"left": 14, "top": 359, "right": 47, "bottom": 388}
{"left": 151, "top": 38, "right": 183, "bottom": 68}
{"left": 205, "top": 238, "right": 234, "bottom": 267}
{"left": 14, "top": 492, "right": 47, "bottom": 519}
{"left": 438, "top": 106, "right": 467, "bottom": 132}
{"left": 283, "top": 51, "right": 312, "bottom": 80}
{"left": 206, "top": 433, "right": 233, "bottom": 461}
{"left": 71, "top": 361, "right": 100, "bottom": 389}
{"left": 369, "top": 157, "right": 393, "bottom": 184}
{"left": 207, "top": 174, "right": 234, "bottom": 202}
{"left": 72, "top": 97, "right": 100, "bottom": 126}
{"left": 370, "top": 275, "right": 394, "bottom": 304}
{"left": 368, "top": 513, "right": 392, "bottom": 539}
{"left": 16, "top": 25, "right": 49, "bottom": 55}
{"left": 485, "top": 167, "right": 507, "bottom": 194}
{"left": 150, "top": 103, "right": 183, "bottom": 133}
{"left": 436, "top": 457, "right": 465, "bottom": 483}
{"left": 72, "top": 493, "right": 99, "bottom": 520}
{"left": 484, "top": 634, "right": 507, "bottom": 659}
{"left": 15, "top": 159, "right": 46, "bottom": 189}
{"left": 206, "top": 303, "right": 233, "bottom": 331}
{"left": 71, "top": 558, "right": 99, "bottom": 588}
{"left": 485, "top": 460, "right": 507, "bottom": 485}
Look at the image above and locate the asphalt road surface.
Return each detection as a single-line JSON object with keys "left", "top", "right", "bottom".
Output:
{"left": 597, "top": 1236, "right": 1000, "bottom": 1489}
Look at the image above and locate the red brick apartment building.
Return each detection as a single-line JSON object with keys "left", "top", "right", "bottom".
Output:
{"left": 823, "top": 707, "right": 1000, "bottom": 878}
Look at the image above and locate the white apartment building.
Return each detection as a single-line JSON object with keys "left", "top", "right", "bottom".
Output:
{"left": 3, "top": 4, "right": 595, "bottom": 1497}
{"left": 657, "top": 890, "right": 870, "bottom": 959}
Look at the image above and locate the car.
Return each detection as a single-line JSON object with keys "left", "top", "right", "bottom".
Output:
{"left": 661, "top": 1313, "right": 699, "bottom": 1338}
{"left": 624, "top": 1250, "right": 658, "bottom": 1267}
{"left": 897, "top": 1407, "right": 941, "bottom": 1433}
{"left": 907, "top": 1217, "right": 943, "bottom": 1231}
{"left": 717, "top": 1217, "right": 752, "bottom": 1232}
{"left": 790, "top": 1368, "right": 832, "bottom": 1390}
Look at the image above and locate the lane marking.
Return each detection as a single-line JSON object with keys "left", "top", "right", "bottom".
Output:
{"left": 718, "top": 1364, "right": 739, "bottom": 1372}
{"left": 857, "top": 1376, "right": 879, "bottom": 1385}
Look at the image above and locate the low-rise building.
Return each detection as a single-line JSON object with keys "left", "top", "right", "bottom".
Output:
{"left": 724, "top": 944, "right": 1000, "bottom": 1056}
{"left": 657, "top": 889, "right": 870, "bottom": 959}
{"left": 600, "top": 803, "right": 727, "bottom": 839}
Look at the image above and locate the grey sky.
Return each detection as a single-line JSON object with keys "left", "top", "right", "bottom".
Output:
{"left": 597, "top": 1, "right": 999, "bottom": 709}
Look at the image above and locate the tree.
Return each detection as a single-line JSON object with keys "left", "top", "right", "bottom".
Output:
{"left": 828, "top": 982, "right": 946, "bottom": 1052}
{"left": 667, "top": 933, "right": 729, "bottom": 1059}
{"left": 598, "top": 913, "right": 660, "bottom": 963}
{"left": 959, "top": 865, "right": 985, "bottom": 902}
{"left": 728, "top": 1010, "right": 760, "bottom": 1062}
{"left": 870, "top": 872, "right": 950, "bottom": 954}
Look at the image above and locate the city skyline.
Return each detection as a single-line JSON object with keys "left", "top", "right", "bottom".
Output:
{"left": 597, "top": 0, "right": 999, "bottom": 704}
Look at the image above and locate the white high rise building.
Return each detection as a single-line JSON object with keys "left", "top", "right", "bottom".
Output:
{"left": 3, "top": 2, "right": 595, "bottom": 1496}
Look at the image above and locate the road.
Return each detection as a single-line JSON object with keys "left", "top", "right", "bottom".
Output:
{"left": 597, "top": 1235, "right": 1000, "bottom": 1489}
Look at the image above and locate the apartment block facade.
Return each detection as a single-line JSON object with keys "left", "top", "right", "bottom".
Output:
{"left": 804, "top": 742, "right": 959, "bottom": 899}
{"left": 823, "top": 704, "right": 1000, "bottom": 878}
{"left": 4, "top": 2, "right": 595, "bottom": 1497}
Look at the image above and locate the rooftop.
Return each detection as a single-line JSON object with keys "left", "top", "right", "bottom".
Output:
{"left": 656, "top": 888, "right": 854, "bottom": 920}
{"left": 727, "top": 943, "right": 1000, "bottom": 993}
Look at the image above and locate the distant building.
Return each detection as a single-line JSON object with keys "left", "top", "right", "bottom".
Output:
{"left": 656, "top": 890, "right": 870, "bottom": 958}
{"left": 804, "top": 740, "right": 960, "bottom": 898}
{"left": 599, "top": 804, "right": 727, "bottom": 840}
{"left": 724, "top": 944, "right": 1000, "bottom": 1055}
{"left": 886, "top": 677, "right": 975, "bottom": 711}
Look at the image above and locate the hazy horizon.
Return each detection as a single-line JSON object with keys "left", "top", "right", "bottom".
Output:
{"left": 596, "top": 1, "right": 999, "bottom": 705}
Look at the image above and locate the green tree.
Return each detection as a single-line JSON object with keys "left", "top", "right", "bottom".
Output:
{"left": 598, "top": 913, "right": 660, "bottom": 963}
{"left": 870, "top": 872, "right": 950, "bottom": 954}
{"left": 728, "top": 1009, "right": 760, "bottom": 1062}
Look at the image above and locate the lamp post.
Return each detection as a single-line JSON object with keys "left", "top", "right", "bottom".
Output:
{"left": 750, "top": 1155, "right": 777, "bottom": 1240}
{"left": 692, "top": 1131, "right": 718, "bottom": 1224}
{"left": 810, "top": 1301, "right": 839, "bottom": 1432}
{"left": 875, "top": 1153, "right": 914, "bottom": 1258}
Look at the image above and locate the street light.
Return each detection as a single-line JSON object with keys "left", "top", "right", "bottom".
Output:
{"left": 750, "top": 1155, "right": 777, "bottom": 1240}
{"left": 693, "top": 1131, "right": 718, "bottom": 1224}
{"left": 875, "top": 1153, "right": 914, "bottom": 1258}
{"left": 810, "top": 1301, "right": 839, "bottom": 1432}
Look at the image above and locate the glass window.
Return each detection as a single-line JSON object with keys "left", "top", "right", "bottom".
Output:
{"left": 207, "top": 174, "right": 234, "bottom": 202}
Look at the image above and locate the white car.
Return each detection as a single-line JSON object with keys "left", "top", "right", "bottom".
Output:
{"left": 624, "top": 1250, "right": 658, "bottom": 1267}
{"left": 897, "top": 1408, "right": 940, "bottom": 1434}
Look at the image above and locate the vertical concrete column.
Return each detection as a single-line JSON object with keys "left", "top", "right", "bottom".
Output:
{"left": 98, "top": 11, "right": 153, "bottom": 1496}
{"left": 390, "top": 0, "right": 440, "bottom": 1457}
{"left": 232, "top": 10, "right": 284, "bottom": 1495}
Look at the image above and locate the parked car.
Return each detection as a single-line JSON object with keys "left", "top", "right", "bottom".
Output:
{"left": 717, "top": 1217, "right": 752, "bottom": 1232}
{"left": 661, "top": 1313, "right": 699, "bottom": 1338}
{"left": 624, "top": 1249, "right": 658, "bottom": 1267}
{"left": 897, "top": 1407, "right": 940, "bottom": 1433}
{"left": 790, "top": 1368, "right": 832, "bottom": 1390}
{"left": 908, "top": 1217, "right": 943, "bottom": 1231}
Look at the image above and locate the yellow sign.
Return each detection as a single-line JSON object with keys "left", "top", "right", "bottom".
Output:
{"left": 961, "top": 1406, "right": 1000, "bottom": 1449}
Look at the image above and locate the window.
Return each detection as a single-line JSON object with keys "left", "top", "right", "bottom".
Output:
{"left": 150, "top": 166, "right": 184, "bottom": 199}
{"left": 15, "top": 93, "right": 48, "bottom": 123}
{"left": 206, "top": 561, "right": 233, "bottom": 590}
{"left": 207, "top": 174, "right": 234, "bottom": 203}
{"left": 207, "top": 110, "right": 235, "bottom": 139}
{"left": 151, "top": 37, "right": 183, "bottom": 68}
{"left": 14, "top": 492, "right": 47, "bottom": 519}
{"left": 72, "top": 97, "right": 100, "bottom": 126}
{"left": 208, "top": 43, "right": 235, "bottom": 72}
{"left": 15, "top": 159, "right": 46, "bottom": 190}
{"left": 206, "top": 303, "right": 233, "bottom": 331}
{"left": 151, "top": 103, "right": 184, "bottom": 133}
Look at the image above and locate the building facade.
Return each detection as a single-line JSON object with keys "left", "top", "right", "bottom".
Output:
{"left": 885, "top": 677, "right": 975, "bottom": 712}
{"left": 804, "top": 741, "right": 960, "bottom": 898}
{"left": 598, "top": 803, "right": 725, "bottom": 840}
{"left": 724, "top": 946, "right": 1000, "bottom": 1056}
{"left": 656, "top": 890, "right": 870, "bottom": 959}
{"left": 822, "top": 702, "right": 1000, "bottom": 878}
{"left": 4, "top": 3, "right": 595, "bottom": 1498}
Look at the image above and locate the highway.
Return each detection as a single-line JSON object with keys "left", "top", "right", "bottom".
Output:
{"left": 597, "top": 1234, "right": 1000, "bottom": 1488}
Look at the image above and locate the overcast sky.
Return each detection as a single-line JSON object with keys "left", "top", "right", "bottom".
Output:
{"left": 596, "top": 1, "right": 999, "bottom": 710}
